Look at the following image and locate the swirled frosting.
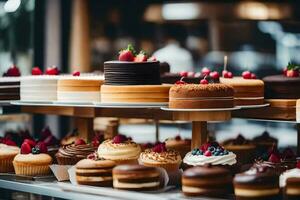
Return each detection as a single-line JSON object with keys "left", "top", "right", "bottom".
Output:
{"left": 183, "top": 151, "right": 236, "bottom": 166}
{"left": 57, "top": 144, "right": 95, "bottom": 158}
{"left": 280, "top": 168, "right": 300, "bottom": 187}
{"left": 97, "top": 139, "right": 141, "bottom": 160}
{"left": 139, "top": 149, "right": 181, "bottom": 164}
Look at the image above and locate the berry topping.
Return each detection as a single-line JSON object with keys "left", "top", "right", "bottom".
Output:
{"left": 251, "top": 73, "right": 257, "bottom": 79}
{"left": 198, "top": 142, "right": 228, "bottom": 157}
{"left": 31, "top": 147, "right": 40, "bottom": 154}
{"left": 152, "top": 142, "right": 167, "bottom": 153}
{"left": 283, "top": 67, "right": 288, "bottom": 76}
{"left": 32, "top": 67, "right": 43, "bottom": 75}
{"left": 92, "top": 134, "right": 104, "bottom": 148}
{"left": 175, "top": 77, "right": 186, "bottom": 85}
{"left": 204, "top": 150, "right": 212, "bottom": 157}
{"left": 286, "top": 70, "right": 299, "bottom": 77}
{"left": 35, "top": 142, "right": 48, "bottom": 153}
{"left": 112, "top": 134, "right": 128, "bottom": 144}
{"left": 285, "top": 62, "right": 300, "bottom": 77}
{"left": 119, "top": 44, "right": 135, "bottom": 61}
{"left": 297, "top": 160, "right": 300, "bottom": 169}
{"left": 3, "top": 65, "right": 21, "bottom": 77}
{"left": 179, "top": 71, "right": 188, "bottom": 77}
{"left": 134, "top": 51, "right": 148, "bottom": 62}
{"left": 72, "top": 71, "right": 80, "bottom": 76}
{"left": 147, "top": 56, "right": 157, "bottom": 62}
{"left": 194, "top": 72, "right": 202, "bottom": 78}
{"left": 40, "top": 126, "right": 52, "bottom": 141}
{"left": 187, "top": 72, "right": 195, "bottom": 77}
{"left": 4, "top": 139, "right": 16, "bottom": 146}
{"left": 43, "top": 135, "right": 59, "bottom": 146}
{"left": 222, "top": 70, "right": 233, "bottom": 78}
{"left": 200, "top": 78, "right": 208, "bottom": 84}
{"left": 143, "top": 142, "right": 154, "bottom": 149}
{"left": 242, "top": 71, "right": 252, "bottom": 79}
{"left": 201, "top": 67, "right": 210, "bottom": 76}
{"left": 74, "top": 138, "right": 86, "bottom": 146}
{"left": 175, "top": 135, "right": 181, "bottom": 141}
{"left": 45, "top": 66, "right": 59, "bottom": 75}
{"left": 87, "top": 152, "right": 98, "bottom": 160}
{"left": 24, "top": 139, "right": 36, "bottom": 148}
{"left": 268, "top": 153, "right": 281, "bottom": 163}
{"left": 21, "top": 142, "right": 32, "bottom": 154}
{"left": 209, "top": 71, "right": 220, "bottom": 80}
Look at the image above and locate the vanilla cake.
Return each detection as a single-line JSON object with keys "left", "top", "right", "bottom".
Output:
{"left": 101, "top": 85, "right": 171, "bottom": 103}
{"left": 20, "top": 76, "right": 59, "bottom": 102}
{"left": 220, "top": 77, "right": 264, "bottom": 106}
{"left": 0, "top": 77, "right": 20, "bottom": 100}
{"left": 57, "top": 76, "right": 104, "bottom": 103}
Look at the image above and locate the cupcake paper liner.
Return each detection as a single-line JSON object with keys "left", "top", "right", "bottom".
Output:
{"left": 0, "top": 157, "right": 15, "bottom": 173}
{"left": 13, "top": 162, "right": 51, "bottom": 176}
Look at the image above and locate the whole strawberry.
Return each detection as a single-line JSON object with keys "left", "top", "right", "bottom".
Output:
{"left": 45, "top": 66, "right": 59, "bottom": 75}
{"left": 134, "top": 51, "right": 148, "bottom": 62}
{"left": 119, "top": 44, "right": 135, "bottom": 61}
{"left": 32, "top": 67, "right": 43, "bottom": 75}
{"left": 3, "top": 65, "right": 21, "bottom": 77}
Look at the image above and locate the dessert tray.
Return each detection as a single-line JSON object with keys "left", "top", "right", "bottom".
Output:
{"left": 160, "top": 106, "right": 241, "bottom": 112}
{"left": 237, "top": 103, "right": 270, "bottom": 109}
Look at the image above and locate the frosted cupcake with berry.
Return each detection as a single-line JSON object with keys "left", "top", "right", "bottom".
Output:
{"left": 98, "top": 134, "right": 141, "bottom": 165}
{"left": 13, "top": 140, "right": 52, "bottom": 176}
{"left": 183, "top": 142, "right": 237, "bottom": 169}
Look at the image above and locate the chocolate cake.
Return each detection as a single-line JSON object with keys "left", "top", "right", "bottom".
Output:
{"left": 0, "top": 77, "right": 20, "bottom": 100}
{"left": 104, "top": 61, "right": 161, "bottom": 85}
{"left": 263, "top": 75, "right": 300, "bottom": 99}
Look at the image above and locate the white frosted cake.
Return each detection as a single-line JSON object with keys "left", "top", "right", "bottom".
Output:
{"left": 57, "top": 75, "right": 104, "bottom": 103}
{"left": 0, "top": 77, "right": 20, "bottom": 100}
{"left": 20, "top": 76, "right": 59, "bottom": 101}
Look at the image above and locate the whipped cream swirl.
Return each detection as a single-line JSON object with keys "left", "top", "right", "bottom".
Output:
{"left": 183, "top": 151, "right": 236, "bottom": 166}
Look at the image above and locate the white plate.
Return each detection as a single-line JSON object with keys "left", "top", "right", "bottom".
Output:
{"left": 237, "top": 103, "right": 270, "bottom": 109}
{"left": 10, "top": 100, "right": 54, "bottom": 105}
{"left": 94, "top": 102, "right": 168, "bottom": 108}
{"left": 160, "top": 106, "right": 240, "bottom": 112}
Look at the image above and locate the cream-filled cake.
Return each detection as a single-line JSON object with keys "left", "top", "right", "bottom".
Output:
{"left": 219, "top": 77, "right": 264, "bottom": 106}
{"left": 0, "top": 77, "right": 20, "bottom": 100}
{"left": 57, "top": 75, "right": 104, "bottom": 103}
{"left": 20, "top": 76, "right": 59, "bottom": 101}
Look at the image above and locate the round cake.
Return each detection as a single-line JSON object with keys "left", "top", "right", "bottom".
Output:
{"left": 169, "top": 83, "right": 234, "bottom": 109}
{"left": 104, "top": 61, "right": 161, "bottom": 85}
{"left": 101, "top": 85, "right": 171, "bottom": 103}
{"left": 57, "top": 75, "right": 104, "bottom": 103}
{"left": 219, "top": 77, "right": 264, "bottom": 106}
{"left": 263, "top": 75, "right": 300, "bottom": 99}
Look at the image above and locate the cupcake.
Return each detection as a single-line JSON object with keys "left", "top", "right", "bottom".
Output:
{"left": 183, "top": 142, "right": 237, "bottom": 173}
{"left": 98, "top": 134, "right": 141, "bottom": 165}
{"left": 56, "top": 138, "right": 95, "bottom": 165}
{"left": 280, "top": 159, "right": 300, "bottom": 200}
{"left": 76, "top": 153, "right": 116, "bottom": 187}
{"left": 234, "top": 165, "right": 280, "bottom": 200}
{"left": 223, "top": 134, "right": 256, "bottom": 165}
{"left": 13, "top": 141, "right": 52, "bottom": 176}
{"left": 182, "top": 165, "right": 233, "bottom": 197}
{"left": 139, "top": 142, "right": 181, "bottom": 173}
{"left": 165, "top": 135, "right": 191, "bottom": 158}
{"left": 0, "top": 143, "right": 20, "bottom": 172}
{"left": 253, "top": 131, "right": 278, "bottom": 154}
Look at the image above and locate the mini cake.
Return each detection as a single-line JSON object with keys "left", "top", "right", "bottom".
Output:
{"left": 280, "top": 159, "right": 300, "bottom": 200}
{"left": 98, "top": 134, "right": 141, "bottom": 165}
{"left": 165, "top": 135, "right": 191, "bottom": 158}
{"left": 253, "top": 131, "right": 278, "bottom": 154}
{"left": 0, "top": 77, "right": 20, "bottom": 101}
{"left": 220, "top": 77, "right": 264, "bottom": 106}
{"left": 57, "top": 75, "right": 104, "bottom": 103}
{"left": 139, "top": 142, "right": 181, "bottom": 173}
{"left": 183, "top": 142, "right": 237, "bottom": 167}
{"left": 113, "top": 164, "right": 161, "bottom": 191}
{"left": 182, "top": 165, "right": 233, "bottom": 197}
{"left": 234, "top": 165, "right": 280, "bottom": 200}
{"left": 101, "top": 85, "right": 171, "bottom": 104}
{"left": 76, "top": 154, "right": 116, "bottom": 187}
{"left": 55, "top": 138, "right": 95, "bottom": 165}
{"left": 13, "top": 141, "right": 52, "bottom": 176}
{"left": 0, "top": 144, "right": 20, "bottom": 172}
{"left": 169, "top": 83, "right": 234, "bottom": 109}
{"left": 223, "top": 134, "right": 256, "bottom": 165}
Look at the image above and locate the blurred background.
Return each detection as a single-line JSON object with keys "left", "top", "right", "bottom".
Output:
{"left": 0, "top": 0, "right": 299, "bottom": 149}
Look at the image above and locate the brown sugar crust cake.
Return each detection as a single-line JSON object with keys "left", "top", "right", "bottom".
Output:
{"left": 182, "top": 165, "right": 233, "bottom": 197}
{"left": 101, "top": 85, "right": 171, "bottom": 103}
{"left": 219, "top": 77, "right": 264, "bottom": 106}
{"left": 169, "top": 83, "right": 234, "bottom": 109}
{"left": 112, "top": 164, "right": 161, "bottom": 191}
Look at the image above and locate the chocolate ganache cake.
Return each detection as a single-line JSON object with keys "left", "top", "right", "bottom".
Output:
{"left": 0, "top": 77, "right": 20, "bottom": 100}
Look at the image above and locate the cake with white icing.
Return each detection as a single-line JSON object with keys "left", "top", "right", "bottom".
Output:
{"left": 0, "top": 77, "right": 20, "bottom": 100}
{"left": 280, "top": 161, "right": 300, "bottom": 199}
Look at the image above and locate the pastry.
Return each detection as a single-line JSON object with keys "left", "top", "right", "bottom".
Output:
{"left": 101, "top": 85, "right": 170, "bottom": 103}
{"left": 98, "top": 134, "right": 141, "bottom": 165}
{"left": 0, "top": 144, "right": 20, "bottom": 172}
{"left": 0, "top": 77, "right": 20, "bottom": 100}
{"left": 280, "top": 159, "right": 300, "bottom": 200}
{"left": 223, "top": 134, "right": 256, "bottom": 165}
{"left": 234, "top": 165, "right": 280, "bottom": 200}
{"left": 220, "top": 77, "right": 264, "bottom": 106}
{"left": 165, "top": 135, "right": 191, "bottom": 158}
{"left": 253, "top": 131, "right": 278, "bottom": 154}
{"left": 13, "top": 141, "right": 52, "bottom": 176}
{"left": 169, "top": 83, "right": 234, "bottom": 109}
{"left": 182, "top": 165, "right": 233, "bottom": 197}
{"left": 139, "top": 142, "right": 181, "bottom": 173}
{"left": 113, "top": 164, "right": 161, "bottom": 191}
{"left": 56, "top": 138, "right": 95, "bottom": 165}
{"left": 76, "top": 154, "right": 116, "bottom": 187}
{"left": 57, "top": 75, "right": 104, "bottom": 103}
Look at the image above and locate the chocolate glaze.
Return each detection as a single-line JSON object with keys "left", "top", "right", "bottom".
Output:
{"left": 183, "top": 165, "right": 231, "bottom": 178}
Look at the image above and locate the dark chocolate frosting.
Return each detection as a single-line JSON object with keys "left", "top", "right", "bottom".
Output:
{"left": 183, "top": 165, "right": 231, "bottom": 178}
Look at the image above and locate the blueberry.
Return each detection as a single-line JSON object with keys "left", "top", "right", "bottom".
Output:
{"left": 196, "top": 151, "right": 202, "bottom": 155}
{"left": 191, "top": 150, "right": 197, "bottom": 155}
{"left": 214, "top": 152, "right": 219, "bottom": 156}
{"left": 219, "top": 152, "right": 224, "bottom": 156}
{"left": 224, "top": 150, "right": 229, "bottom": 155}
{"left": 208, "top": 146, "right": 215, "bottom": 152}
{"left": 32, "top": 147, "right": 40, "bottom": 154}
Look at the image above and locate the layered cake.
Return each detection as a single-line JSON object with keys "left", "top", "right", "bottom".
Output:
{"left": 57, "top": 75, "right": 104, "bottom": 103}
{"left": 169, "top": 83, "right": 234, "bottom": 109}
{"left": 280, "top": 159, "right": 300, "bottom": 200}
{"left": 0, "top": 77, "right": 20, "bottom": 100}
{"left": 101, "top": 85, "right": 171, "bottom": 103}
{"left": 220, "top": 77, "right": 264, "bottom": 106}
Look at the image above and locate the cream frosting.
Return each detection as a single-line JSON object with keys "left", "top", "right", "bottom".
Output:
{"left": 234, "top": 188, "right": 279, "bottom": 197}
{"left": 183, "top": 152, "right": 236, "bottom": 166}
{"left": 280, "top": 168, "right": 300, "bottom": 188}
{"left": 98, "top": 140, "right": 141, "bottom": 161}
{"left": 113, "top": 180, "right": 160, "bottom": 189}
{"left": 139, "top": 149, "right": 181, "bottom": 164}
{"left": 0, "top": 144, "right": 20, "bottom": 156}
